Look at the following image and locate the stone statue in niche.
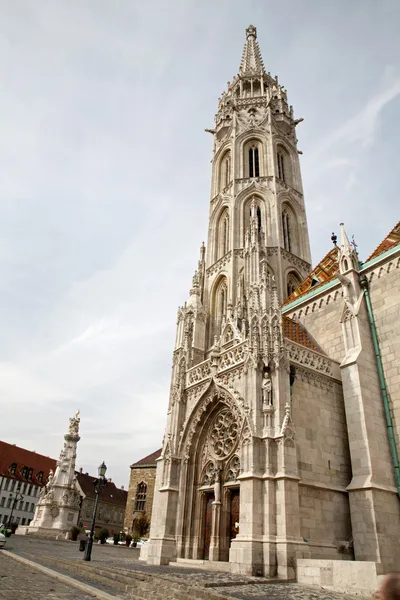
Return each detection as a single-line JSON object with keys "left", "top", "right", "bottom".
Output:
{"left": 262, "top": 372, "right": 272, "bottom": 405}
{"left": 213, "top": 468, "right": 221, "bottom": 503}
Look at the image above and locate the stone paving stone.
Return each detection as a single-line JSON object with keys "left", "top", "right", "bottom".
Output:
{"left": 0, "top": 553, "right": 97, "bottom": 599}
{"left": 4, "top": 536, "right": 368, "bottom": 600}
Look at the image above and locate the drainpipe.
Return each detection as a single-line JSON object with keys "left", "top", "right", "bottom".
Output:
{"left": 359, "top": 274, "right": 400, "bottom": 497}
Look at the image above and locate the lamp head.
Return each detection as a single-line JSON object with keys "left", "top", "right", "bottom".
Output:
{"left": 98, "top": 461, "right": 107, "bottom": 479}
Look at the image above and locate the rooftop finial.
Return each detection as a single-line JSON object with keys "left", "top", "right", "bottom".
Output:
{"left": 246, "top": 24, "right": 257, "bottom": 39}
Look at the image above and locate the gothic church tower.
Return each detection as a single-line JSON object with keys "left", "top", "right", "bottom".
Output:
{"left": 145, "top": 26, "right": 317, "bottom": 578}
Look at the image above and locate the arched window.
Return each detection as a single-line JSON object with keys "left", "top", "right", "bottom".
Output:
{"left": 219, "top": 151, "right": 231, "bottom": 191}
{"left": 135, "top": 482, "right": 147, "bottom": 511}
{"left": 276, "top": 146, "right": 291, "bottom": 184}
{"left": 218, "top": 285, "right": 227, "bottom": 319}
{"left": 217, "top": 209, "right": 229, "bottom": 259}
{"left": 257, "top": 206, "right": 262, "bottom": 231}
{"left": 286, "top": 272, "right": 301, "bottom": 298}
{"left": 277, "top": 152, "right": 285, "bottom": 181}
{"left": 210, "top": 277, "right": 228, "bottom": 342}
{"left": 243, "top": 196, "right": 264, "bottom": 243}
{"left": 282, "top": 209, "right": 291, "bottom": 252}
{"left": 249, "top": 145, "right": 260, "bottom": 178}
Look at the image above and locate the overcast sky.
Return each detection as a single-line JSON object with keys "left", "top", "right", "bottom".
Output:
{"left": 0, "top": 0, "right": 399, "bottom": 488}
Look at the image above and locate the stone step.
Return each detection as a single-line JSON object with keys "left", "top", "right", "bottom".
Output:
{"left": 171, "top": 559, "right": 232, "bottom": 574}
{"left": 24, "top": 553, "right": 235, "bottom": 600}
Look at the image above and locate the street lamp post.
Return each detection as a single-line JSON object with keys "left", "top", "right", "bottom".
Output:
{"left": 7, "top": 485, "right": 24, "bottom": 530}
{"left": 83, "top": 461, "right": 107, "bottom": 562}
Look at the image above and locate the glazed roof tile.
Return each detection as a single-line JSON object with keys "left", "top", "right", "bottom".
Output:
{"left": 282, "top": 246, "right": 339, "bottom": 307}
{"left": 130, "top": 448, "right": 162, "bottom": 469}
{"left": 367, "top": 221, "right": 400, "bottom": 261}
{"left": 282, "top": 315, "right": 324, "bottom": 353}
{"left": 0, "top": 440, "right": 56, "bottom": 486}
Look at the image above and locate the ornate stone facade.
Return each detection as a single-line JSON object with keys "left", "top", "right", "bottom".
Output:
{"left": 143, "top": 25, "right": 400, "bottom": 581}
{"left": 19, "top": 412, "right": 82, "bottom": 538}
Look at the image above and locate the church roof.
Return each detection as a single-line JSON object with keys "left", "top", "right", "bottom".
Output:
{"left": 239, "top": 25, "right": 266, "bottom": 75}
{"left": 366, "top": 220, "right": 400, "bottom": 261}
{"left": 0, "top": 440, "right": 56, "bottom": 486}
{"left": 282, "top": 246, "right": 339, "bottom": 306}
{"left": 282, "top": 315, "right": 324, "bottom": 353}
{"left": 75, "top": 471, "right": 127, "bottom": 505}
{"left": 130, "top": 448, "right": 162, "bottom": 469}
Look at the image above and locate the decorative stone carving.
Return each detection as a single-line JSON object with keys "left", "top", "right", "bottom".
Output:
{"left": 219, "top": 342, "right": 247, "bottom": 371}
{"left": 225, "top": 455, "right": 240, "bottom": 482}
{"left": 25, "top": 412, "right": 82, "bottom": 536}
{"left": 286, "top": 341, "right": 334, "bottom": 376}
{"left": 210, "top": 409, "right": 239, "bottom": 459}
{"left": 206, "top": 251, "right": 232, "bottom": 278}
{"left": 187, "top": 359, "right": 211, "bottom": 387}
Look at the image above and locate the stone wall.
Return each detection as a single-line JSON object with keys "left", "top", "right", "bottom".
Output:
{"left": 368, "top": 260, "right": 400, "bottom": 447}
{"left": 285, "top": 286, "right": 345, "bottom": 362}
{"left": 124, "top": 465, "right": 157, "bottom": 536}
{"left": 293, "top": 372, "right": 352, "bottom": 554}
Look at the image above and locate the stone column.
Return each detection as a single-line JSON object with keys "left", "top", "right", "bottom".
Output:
{"left": 209, "top": 500, "right": 222, "bottom": 561}
{"left": 145, "top": 456, "right": 179, "bottom": 565}
{"left": 229, "top": 473, "right": 264, "bottom": 576}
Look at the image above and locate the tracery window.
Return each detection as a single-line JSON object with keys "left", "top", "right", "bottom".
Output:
{"left": 286, "top": 272, "right": 301, "bottom": 298}
{"left": 8, "top": 463, "right": 16, "bottom": 476}
{"left": 135, "top": 482, "right": 147, "bottom": 511}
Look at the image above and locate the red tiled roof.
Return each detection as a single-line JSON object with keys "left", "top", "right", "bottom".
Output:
{"left": 367, "top": 221, "right": 400, "bottom": 261}
{"left": 131, "top": 448, "right": 162, "bottom": 469}
{"left": 75, "top": 472, "right": 127, "bottom": 506}
{"left": 282, "top": 315, "right": 324, "bottom": 353}
{"left": 0, "top": 440, "right": 56, "bottom": 487}
{"left": 282, "top": 246, "right": 339, "bottom": 306}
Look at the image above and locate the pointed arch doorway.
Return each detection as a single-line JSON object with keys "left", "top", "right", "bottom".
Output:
{"left": 177, "top": 386, "right": 245, "bottom": 563}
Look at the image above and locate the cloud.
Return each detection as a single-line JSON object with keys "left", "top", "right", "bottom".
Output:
{"left": 0, "top": 1, "right": 399, "bottom": 487}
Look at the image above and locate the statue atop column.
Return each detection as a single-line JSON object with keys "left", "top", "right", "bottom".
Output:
{"left": 19, "top": 411, "right": 82, "bottom": 539}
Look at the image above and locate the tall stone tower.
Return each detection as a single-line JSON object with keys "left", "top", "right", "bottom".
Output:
{"left": 23, "top": 412, "right": 82, "bottom": 537}
{"left": 145, "top": 25, "right": 314, "bottom": 577}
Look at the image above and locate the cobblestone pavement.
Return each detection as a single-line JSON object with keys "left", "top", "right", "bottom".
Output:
{"left": 0, "top": 553, "right": 98, "bottom": 599}
{"left": 5, "top": 536, "right": 368, "bottom": 600}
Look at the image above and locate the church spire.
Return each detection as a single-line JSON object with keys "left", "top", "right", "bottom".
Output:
{"left": 239, "top": 25, "right": 266, "bottom": 76}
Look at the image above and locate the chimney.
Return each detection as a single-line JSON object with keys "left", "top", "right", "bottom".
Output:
{"left": 79, "top": 467, "right": 83, "bottom": 474}
{"left": 121, "top": 485, "right": 124, "bottom": 490}
{"left": 107, "top": 478, "right": 112, "bottom": 483}
{"left": 85, "top": 472, "right": 89, "bottom": 476}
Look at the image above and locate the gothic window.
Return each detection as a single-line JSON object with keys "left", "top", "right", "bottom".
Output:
{"left": 135, "top": 482, "right": 147, "bottom": 511}
{"left": 8, "top": 463, "right": 16, "bottom": 476}
{"left": 210, "top": 277, "right": 228, "bottom": 342}
{"left": 248, "top": 146, "right": 260, "bottom": 178}
{"left": 277, "top": 152, "right": 285, "bottom": 181}
{"left": 219, "top": 151, "right": 231, "bottom": 191}
{"left": 36, "top": 472, "right": 43, "bottom": 483}
{"left": 217, "top": 209, "right": 230, "bottom": 259}
{"left": 257, "top": 206, "right": 262, "bottom": 230}
{"left": 286, "top": 272, "right": 301, "bottom": 298}
{"left": 276, "top": 145, "right": 292, "bottom": 185}
{"left": 282, "top": 209, "right": 291, "bottom": 252}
